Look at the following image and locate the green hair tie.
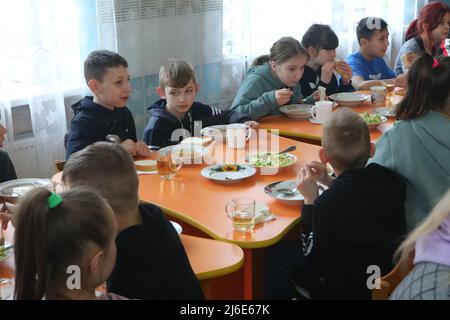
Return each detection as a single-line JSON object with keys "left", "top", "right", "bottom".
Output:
{"left": 47, "top": 192, "right": 62, "bottom": 209}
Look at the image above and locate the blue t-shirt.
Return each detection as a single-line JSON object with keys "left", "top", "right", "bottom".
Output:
{"left": 347, "top": 52, "right": 395, "bottom": 81}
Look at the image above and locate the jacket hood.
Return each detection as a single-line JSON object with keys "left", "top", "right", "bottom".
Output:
{"left": 408, "top": 111, "right": 450, "bottom": 174}
{"left": 247, "top": 62, "right": 285, "bottom": 88}
{"left": 147, "top": 99, "right": 181, "bottom": 125}
{"left": 336, "top": 163, "right": 405, "bottom": 201}
{"left": 331, "top": 163, "right": 406, "bottom": 244}
{"left": 71, "top": 96, "right": 112, "bottom": 115}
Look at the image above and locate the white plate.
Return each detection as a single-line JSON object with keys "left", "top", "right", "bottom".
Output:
{"left": 201, "top": 164, "right": 256, "bottom": 183}
{"left": 200, "top": 125, "right": 228, "bottom": 142}
{"left": 309, "top": 118, "right": 322, "bottom": 125}
{"left": 170, "top": 221, "right": 182, "bottom": 235}
{"left": 264, "top": 181, "right": 325, "bottom": 204}
{"left": 374, "top": 107, "right": 396, "bottom": 118}
{"left": 0, "top": 241, "right": 13, "bottom": 262}
{"left": 264, "top": 180, "right": 303, "bottom": 204}
{"left": 329, "top": 93, "right": 370, "bottom": 107}
{"left": 279, "top": 104, "right": 313, "bottom": 119}
{"left": 0, "top": 178, "right": 53, "bottom": 199}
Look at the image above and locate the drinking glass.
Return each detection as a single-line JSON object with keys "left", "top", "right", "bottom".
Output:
{"left": 156, "top": 146, "right": 183, "bottom": 180}
{"left": 225, "top": 197, "right": 256, "bottom": 232}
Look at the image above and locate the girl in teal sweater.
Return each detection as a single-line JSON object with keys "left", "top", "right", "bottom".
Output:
{"left": 231, "top": 37, "right": 312, "bottom": 120}
{"left": 370, "top": 54, "right": 450, "bottom": 230}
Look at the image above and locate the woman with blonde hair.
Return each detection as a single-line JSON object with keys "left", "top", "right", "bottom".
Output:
{"left": 390, "top": 189, "right": 450, "bottom": 300}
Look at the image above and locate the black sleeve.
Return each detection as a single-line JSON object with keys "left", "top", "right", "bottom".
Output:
{"left": 299, "top": 199, "right": 334, "bottom": 269}
{"left": 143, "top": 127, "right": 178, "bottom": 149}
{"left": 125, "top": 108, "right": 137, "bottom": 141}
{"left": 200, "top": 110, "right": 252, "bottom": 128}
{"left": 0, "top": 150, "right": 17, "bottom": 183}
{"left": 65, "top": 116, "right": 96, "bottom": 159}
{"left": 337, "top": 78, "right": 355, "bottom": 93}
{"left": 321, "top": 75, "right": 338, "bottom": 96}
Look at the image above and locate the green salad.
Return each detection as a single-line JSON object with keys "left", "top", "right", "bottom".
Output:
{"left": 361, "top": 112, "right": 383, "bottom": 124}
{"left": 248, "top": 153, "right": 294, "bottom": 168}
{"left": 0, "top": 245, "right": 7, "bottom": 260}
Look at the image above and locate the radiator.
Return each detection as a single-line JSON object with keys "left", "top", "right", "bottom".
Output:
{"left": 5, "top": 140, "right": 40, "bottom": 179}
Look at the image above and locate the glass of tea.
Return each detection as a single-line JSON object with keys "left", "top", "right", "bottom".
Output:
{"left": 156, "top": 146, "right": 183, "bottom": 180}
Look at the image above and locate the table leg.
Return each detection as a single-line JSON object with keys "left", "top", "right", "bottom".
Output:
{"left": 243, "top": 248, "right": 253, "bottom": 300}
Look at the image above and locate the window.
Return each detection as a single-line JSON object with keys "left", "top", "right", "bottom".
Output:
{"left": 223, "top": 0, "right": 427, "bottom": 66}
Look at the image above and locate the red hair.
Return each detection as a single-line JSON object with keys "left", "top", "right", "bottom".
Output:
{"left": 405, "top": 2, "right": 450, "bottom": 47}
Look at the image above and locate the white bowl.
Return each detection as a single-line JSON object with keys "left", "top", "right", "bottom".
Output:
{"left": 329, "top": 93, "right": 370, "bottom": 107}
{"left": 200, "top": 125, "right": 228, "bottom": 142}
{"left": 162, "top": 144, "right": 206, "bottom": 165}
{"left": 364, "top": 115, "right": 388, "bottom": 130}
{"left": 247, "top": 153, "right": 297, "bottom": 172}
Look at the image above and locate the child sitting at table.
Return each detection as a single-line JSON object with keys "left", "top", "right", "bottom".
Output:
{"left": 265, "top": 108, "right": 407, "bottom": 300}
{"left": 369, "top": 54, "right": 450, "bottom": 231}
{"left": 230, "top": 36, "right": 313, "bottom": 120}
{"left": 14, "top": 187, "right": 126, "bottom": 300}
{"left": 65, "top": 50, "right": 150, "bottom": 159}
{"left": 300, "top": 24, "right": 354, "bottom": 97}
{"left": 143, "top": 58, "right": 258, "bottom": 149}
{"left": 347, "top": 17, "right": 407, "bottom": 90}
{"left": 62, "top": 142, "right": 204, "bottom": 300}
{"left": 390, "top": 188, "right": 450, "bottom": 300}
{"left": 394, "top": 2, "right": 450, "bottom": 76}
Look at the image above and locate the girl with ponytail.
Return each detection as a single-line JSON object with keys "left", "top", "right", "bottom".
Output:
{"left": 14, "top": 187, "right": 122, "bottom": 300}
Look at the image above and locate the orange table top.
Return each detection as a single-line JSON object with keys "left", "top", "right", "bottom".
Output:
{"left": 138, "top": 134, "right": 320, "bottom": 248}
{"left": 259, "top": 92, "right": 399, "bottom": 142}
{"left": 0, "top": 227, "right": 244, "bottom": 282}
{"left": 181, "top": 234, "right": 244, "bottom": 280}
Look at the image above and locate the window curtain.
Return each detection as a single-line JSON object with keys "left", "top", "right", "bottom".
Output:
{"left": 223, "top": 0, "right": 428, "bottom": 87}
{"left": 0, "top": 0, "right": 88, "bottom": 178}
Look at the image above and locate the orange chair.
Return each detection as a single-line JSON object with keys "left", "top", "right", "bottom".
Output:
{"left": 372, "top": 251, "right": 415, "bottom": 300}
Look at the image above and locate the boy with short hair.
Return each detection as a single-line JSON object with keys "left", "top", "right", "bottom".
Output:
{"left": 265, "top": 108, "right": 407, "bottom": 300}
{"left": 65, "top": 50, "right": 151, "bottom": 159}
{"left": 143, "top": 58, "right": 258, "bottom": 148}
{"left": 62, "top": 142, "right": 204, "bottom": 300}
{"left": 347, "top": 17, "right": 406, "bottom": 90}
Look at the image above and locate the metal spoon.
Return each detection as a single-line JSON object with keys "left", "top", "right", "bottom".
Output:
{"left": 277, "top": 187, "right": 298, "bottom": 196}
{"left": 261, "top": 146, "right": 296, "bottom": 159}
{"left": 278, "top": 145, "right": 296, "bottom": 154}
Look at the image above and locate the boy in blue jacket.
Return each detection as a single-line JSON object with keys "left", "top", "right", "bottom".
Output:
{"left": 143, "top": 58, "right": 258, "bottom": 148}
{"left": 65, "top": 50, "right": 150, "bottom": 159}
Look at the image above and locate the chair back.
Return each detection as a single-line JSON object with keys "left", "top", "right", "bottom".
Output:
{"left": 372, "top": 251, "right": 415, "bottom": 300}
{"left": 54, "top": 160, "right": 66, "bottom": 172}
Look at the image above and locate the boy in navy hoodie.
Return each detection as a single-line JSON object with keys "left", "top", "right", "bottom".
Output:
{"left": 65, "top": 50, "right": 150, "bottom": 159}
{"left": 143, "top": 58, "right": 258, "bottom": 148}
